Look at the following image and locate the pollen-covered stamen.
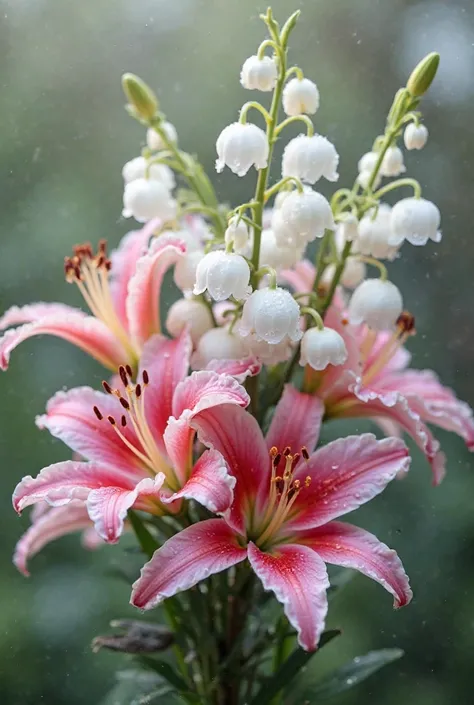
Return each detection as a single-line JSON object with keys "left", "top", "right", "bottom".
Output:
{"left": 256, "top": 446, "right": 312, "bottom": 547}
{"left": 64, "top": 240, "right": 133, "bottom": 355}
{"left": 94, "top": 369, "right": 168, "bottom": 476}
{"left": 362, "top": 311, "right": 416, "bottom": 385}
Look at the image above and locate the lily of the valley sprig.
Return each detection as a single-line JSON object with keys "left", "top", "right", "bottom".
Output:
{"left": 3, "top": 7, "right": 473, "bottom": 705}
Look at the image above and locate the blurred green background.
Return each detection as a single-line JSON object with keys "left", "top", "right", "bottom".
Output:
{"left": 1, "top": 0, "right": 473, "bottom": 702}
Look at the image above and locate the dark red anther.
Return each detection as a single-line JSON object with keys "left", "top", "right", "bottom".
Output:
{"left": 119, "top": 366, "right": 129, "bottom": 388}
{"left": 121, "top": 415, "right": 127, "bottom": 427}
{"left": 135, "top": 384, "right": 142, "bottom": 398}
{"left": 272, "top": 453, "right": 282, "bottom": 468}
{"left": 107, "top": 415, "right": 116, "bottom": 426}
{"left": 102, "top": 381, "right": 113, "bottom": 394}
{"left": 291, "top": 453, "right": 301, "bottom": 470}
{"left": 301, "top": 446, "right": 309, "bottom": 461}
{"left": 119, "top": 397, "right": 130, "bottom": 410}
{"left": 93, "top": 406, "right": 103, "bottom": 421}
{"left": 283, "top": 446, "right": 291, "bottom": 457}
{"left": 125, "top": 365, "right": 133, "bottom": 378}
{"left": 142, "top": 370, "right": 149, "bottom": 385}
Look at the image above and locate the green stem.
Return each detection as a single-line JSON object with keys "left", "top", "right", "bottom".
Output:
{"left": 240, "top": 101, "right": 273, "bottom": 125}
{"left": 373, "top": 177, "right": 422, "bottom": 200}
{"left": 275, "top": 114, "right": 314, "bottom": 136}
{"left": 319, "top": 240, "right": 352, "bottom": 317}
{"left": 264, "top": 175, "right": 303, "bottom": 201}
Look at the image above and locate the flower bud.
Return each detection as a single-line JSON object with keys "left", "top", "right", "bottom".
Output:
{"left": 404, "top": 123, "right": 428, "bottom": 150}
{"left": 358, "top": 151, "right": 378, "bottom": 173}
{"left": 348, "top": 279, "right": 403, "bottom": 331}
{"left": 216, "top": 122, "right": 268, "bottom": 176}
{"left": 389, "top": 197, "right": 441, "bottom": 247}
{"left": 240, "top": 287, "right": 302, "bottom": 344}
{"left": 282, "top": 134, "right": 339, "bottom": 184}
{"left": 174, "top": 250, "right": 204, "bottom": 291}
{"left": 191, "top": 327, "right": 247, "bottom": 369}
{"left": 193, "top": 251, "right": 251, "bottom": 302}
{"left": 122, "top": 156, "right": 175, "bottom": 190}
{"left": 259, "top": 228, "right": 304, "bottom": 270}
{"left": 279, "top": 189, "right": 335, "bottom": 245}
{"left": 357, "top": 169, "right": 381, "bottom": 191}
{"left": 166, "top": 298, "right": 214, "bottom": 345}
{"left": 225, "top": 217, "right": 250, "bottom": 255}
{"left": 122, "top": 178, "right": 176, "bottom": 223}
{"left": 300, "top": 326, "right": 348, "bottom": 370}
{"left": 146, "top": 122, "right": 178, "bottom": 151}
{"left": 357, "top": 204, "right": 399, "bottom": 260}
{"left": 122, "top": 73, "right": 158, "bottom": 121}
{"left": 380, "top": 146, "right": 406, "bottom": 177}
{"left": 282, "top": 77, "right": 320, "bottom": 116}
{"left": 240, "top": 55, "right": 278, "bottom": 92}
{"left": 406, "top": 52, "right": 440, "bottom": 97}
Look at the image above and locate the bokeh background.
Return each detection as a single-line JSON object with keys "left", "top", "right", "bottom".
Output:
{"left": 1, "top": 0, "right": 473, "bottom": 702}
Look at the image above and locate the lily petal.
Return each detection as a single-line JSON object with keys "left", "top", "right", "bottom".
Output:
{"left": 191, "top": 405, "right": 269, "bottom": 534}
{"left": 87, "top": 473, "right": 165, "bottom": 543}
{"left": 279, "top": 260, "right": 316, "bottom": 294}
{"left": 13, "top": 461, "right": 138, "bottom": 513}
{"left": 0, "top": 302, "right": 82, "bottom": 329}
{"left": 131, "top": 519, "right": 247, "bottom": 610}
{"left": 288, "top": 434, "right": 410, "bottom": 531}
{"left": 161, "top": 449, "right": 235, "bottom": 514}
{"left": 300, "top": 521, "right": 412, "bottom": 608}
{"left": 13, "top": 501, "right": 92, "bottom": 576}
{"left": 206, "top": 357, "right": 262, "bottom": 384}
{"left": 110, "top": 220, "right": 160, "bottom": 328}
{"left": 266, "top": 385, "right": 324, "bottom": 456}
{"left": 247, "top": 542, "right": 329, "bottom": 652}
{"left": 36, "top": 387, "right": 145, "bottom": 473}
{"left": 0, "top": 310, "right": 127, "bottom": 371}
{"left": 126, "top": 235, "right": 186, "bottom": 350}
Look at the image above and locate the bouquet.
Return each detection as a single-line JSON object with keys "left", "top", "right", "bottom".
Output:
{"left": 3, "top": 8, "right": 473, "bottom": 704}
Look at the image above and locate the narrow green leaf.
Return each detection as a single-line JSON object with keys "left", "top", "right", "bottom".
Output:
{"left": 250, "top": 630, "right": 341, "bottom": 705}
{"left": 128, "top": 510, "right": 160, "bottom": 559}
{"left": 138, "top": 656, "right": 190, "bottom": 693}
{"left": 296, "top": 647, "right": 404, "bottom": 702}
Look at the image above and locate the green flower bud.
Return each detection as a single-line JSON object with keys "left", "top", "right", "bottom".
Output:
{"left": 406, "top": 52, "right": 440, "bottom": 97}
{"left": 121, "top": 73, "right": 158, "bottom": 121}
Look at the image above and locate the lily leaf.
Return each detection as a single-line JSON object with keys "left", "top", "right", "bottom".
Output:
{"left": 128, "top": 510, "right": 160, "bottom": 559}
{"left": 294, "top": 647, "right": 404, "bottom": 702}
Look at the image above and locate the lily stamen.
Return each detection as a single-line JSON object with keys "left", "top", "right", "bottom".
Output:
{"left": 362, "top": 312, "right": 416, "bottom": 386}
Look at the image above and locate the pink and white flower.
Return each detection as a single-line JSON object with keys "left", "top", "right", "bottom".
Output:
{"left": 12, "top": 331, "right": 249, "bottom": 567}
{"left": 0, "top": 221, "right": 191, "bottom": 372}
{"left": 131, "top": 385, "right": 412, "bottom": 651}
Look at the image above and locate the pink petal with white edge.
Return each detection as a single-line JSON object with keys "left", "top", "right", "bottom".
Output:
{"left": 109, "top": 220, "right": 160, "bottom": 328}
{"left": 206, "top": 357, "right": 262, "bottom": 384}
{"left": 161, "top": 449, "right": 235, "bottom": 514}
{"left": 13, "top": 501, "right": 92, "bottom": 576}
{"left": 300, "top": 521, "right": 412, "bottom": 608}
{"left": 171, "top": 369, "right": 250, "bottom": 419}
{"left": 126, "top": 235, "right": 186, "bottom": 350}
{"left": 36, "top": 387, "right": 146, "bottom": 474}
{"left": 191, "top": 405, "right": 269, "bottom": 534}
{"left": 247, "top": 542, "right": 329, "bottom": 652}
{"left": 87, "top": 473, "right": 165, "bottom": 543}
{"left": 13, "top": 461, "right": 137, "bottom": 513}
{"left": 131, "top": 519, "right": 247, "bottom": 610}
{"left": 313, "top": 305, "right": 362, "bottom": 398}
{"left": 287, "top": 434, "right": 410, "bottom": 532}
{"left": 0, "top": 302, "right": 84, "bottom": 330}
{"left": 140, "top": 332, "right": 192, "bottom": 457}
{"left": 266, "top": 385, "right": 324, "bottom": 457}
{"left": 360, "top": 329, "right": 411, "bottom": 375}
{"left": 352, "top": 382, "right": 446, "bottom": 484}
{"left": 0, "top": 311, "right": 128, "bottom": 371}
{"left": 376, "top": 368, "right": 474, "bottom": 451}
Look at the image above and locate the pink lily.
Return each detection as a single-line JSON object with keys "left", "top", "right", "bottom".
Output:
{"left": 12, "top": 331, "right": 249, "bottom": 559}
{"left": 131, "top": 385, "right": 412, "bottom": 651}
{"left": 0, "top": 220, "right": 188, "bottom": 372}
{"left": 281, "top": 260, "right": 474, "bottom": 484}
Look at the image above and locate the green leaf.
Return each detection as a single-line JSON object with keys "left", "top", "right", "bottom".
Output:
{"left": 128, "top": 510, "right": 160, "bottom": 559}
{"left": 99, "top": 669, "right": 165, "bottom": 705}
{"left": 138, "top": 656, "right": 190, "bottom": 693}
{"left": 250, "top": 630, "right": 341, "bottom": 705}
{"left": 295, "top": 648, "right": 404, "bottom": 702}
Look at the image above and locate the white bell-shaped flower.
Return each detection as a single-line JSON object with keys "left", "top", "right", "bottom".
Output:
{"left": 122, "top": 178, "right": 176, "bottom": 223}
{"left": 216, "top": 122, "right": 269, "bottom": 176}
{"left": 300, "top": 326, "right": 348, "bottom": 371}
{"left": 380, "top": 146, "right": 406, "bottom": 177}
{"left": 240, "top": 287, "right": 302, "bottom": 344}
{"left": 193, "top": 251, "right": 251, "bottom": 302}
{"left": 321, "top": 257, "right": 366, "bottom": 291}
{"left": 282, "top": 77, "right": 320, "bottom": 116}
{"left": 404, "top": 123, "right": 428, "bottom": 150}
{"left": 240, "top": 55, "right": 278, "bottom": 92}
{"left": 146, "top": 122, "right": 178, "bottom": 151}
{"left": 357, "top": 169, "right": 382, "bottom": 191}
{"left": 258, "top": 228, "right": 304, "bottom": 271}
{"left": 389, "top": 197, "right": 441, "bottom": 247}
{"left": 282, "top": 134, "right": 339, "bottom": 184}
{"left": 357, "top": 151, "right": 381, "bottom": 190}
{"left": 166, "top": 298, "right": 214, "bottom": 345}
{"left": 348, "top": 279, "right": 403, "bottom": 331}
{"left": 122, "top": 156, "right": 175, "bottom": 190}
{"left": 191, "top": 327, "right": 247, "bottom": 369}
{"left": 357, "top": 204, "right": 399, "bottom": 260}
{"left": 279, "top": 189, "right": 335, "bottom": 245}
{"left": 225, "top": 217, "right": 250, "bottom": 255}
{"left": 337, "top": 213, "right": 359, "bottom": 242}
{"left": 244, "top": 334, "right": 293, "bottom": 364}
{"left": 174, "top": 250, "right": 204, "bottom": 292}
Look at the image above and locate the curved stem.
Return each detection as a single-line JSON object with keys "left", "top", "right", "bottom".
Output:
{"left": 373, "top": 177, "right": 422, "bottom": 200}
{"left": 285, "top": 65, "right": 304, "bottom": 81}
{"left": 275, "top": 114, "right": 314, "bottom": 137}
{"left": 239, "top": 101, "right": 272, "bottom": 125}
{"left": 257, "top": 38, "right": 281, "bottom": 61}
{"left": 264, "top": 175, "right": 303, "bottom": 201}
{"left": 356, "top": 255, "right": 388, "bottom": 280}
{"left": 300, "top": 306, "right": 324, "bottom": 330}
{"left": 256, "top": 265, "right": 277, "bottom": 288}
